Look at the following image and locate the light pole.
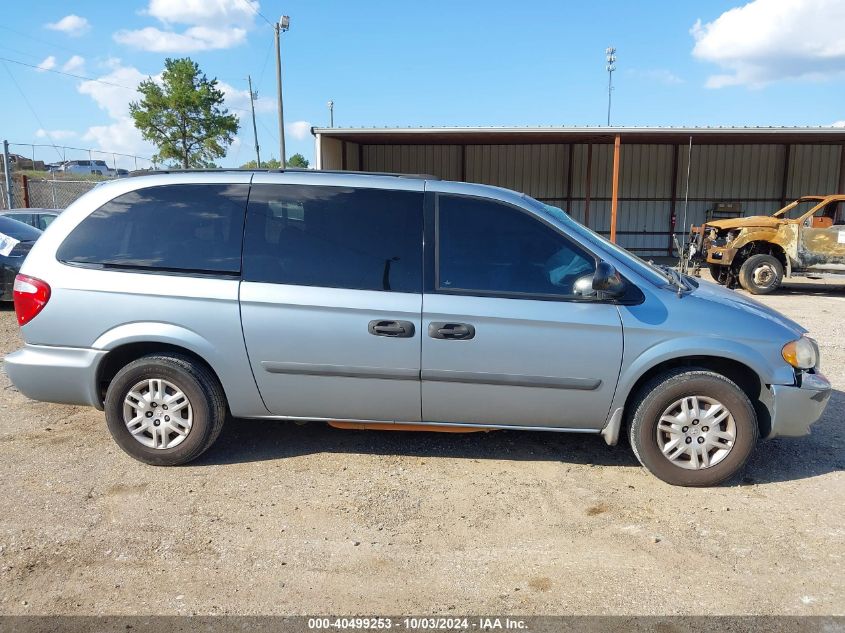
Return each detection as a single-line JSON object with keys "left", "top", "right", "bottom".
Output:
{"left": 247, "top": 74, "right": 261, "bottom": 168}
{"left": 327, "top": 100, "right": 334, "bottom": 128}
{"left": 605, "top": 46, "right": 616, "bottom": 126}
{"left": 274, "top": 15, "right": 290, "bottom": 166}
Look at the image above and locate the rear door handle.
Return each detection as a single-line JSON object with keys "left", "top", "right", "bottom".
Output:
{"left": 368, "top": 319, "right": 416, "bottom": 338}
{"left": 428, "top": 322, "right": 476, "bottom": 340}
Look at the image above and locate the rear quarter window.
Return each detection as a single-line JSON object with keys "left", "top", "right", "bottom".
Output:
{"left": 56, "top": 184, "right": 249, "bottom": 274}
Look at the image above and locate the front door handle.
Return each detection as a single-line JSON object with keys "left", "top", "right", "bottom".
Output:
{"left": 368, "top": 319, "right": 416, "bottom": 338}
{"left": 428, "top": 322, "right": 476, "bottom": 340}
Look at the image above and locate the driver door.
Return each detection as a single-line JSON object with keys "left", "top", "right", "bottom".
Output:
{"left": 420, "top": 192, "right": 624, "bottom": 429}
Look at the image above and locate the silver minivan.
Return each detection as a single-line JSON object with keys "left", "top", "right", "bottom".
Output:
{"left": 4, "top": 171, "right": 831, "bottom": 486}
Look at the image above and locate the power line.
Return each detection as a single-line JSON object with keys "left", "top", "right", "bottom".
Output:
{"left": 0, "top": 24, "right": 86, "bottom": 57}
{"left": 1, "top": 61, "right": 64, "bottom": 161}
{"left": 7, "top": 142, "right": 153, "bottom": 162}
{"left": 0, "top": 56, "right": 136, "bottom": 90}
{"left": 237, "top": 0, "right": 274, "bottom": 27}
{"left": 0, "top": 55, "right": 256, "bottom": 116}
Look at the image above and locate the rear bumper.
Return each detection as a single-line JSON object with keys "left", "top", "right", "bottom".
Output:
{"left": 765, "top": 372, "right": 831, "bottom": 439}
{"left": 3, "top": 344, "right": 105, "bottom": 409}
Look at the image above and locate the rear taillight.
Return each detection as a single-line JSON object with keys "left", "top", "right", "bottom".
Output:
{"left": 13, "top": 274, "right": 51, "bottom": 326}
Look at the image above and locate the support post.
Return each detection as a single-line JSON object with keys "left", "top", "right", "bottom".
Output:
{"left": 274, "top": 24, "right": 286, "bottom": 166}
{"left": 565, "top": 143, "right": 574, "bottom": 212}
{"left": 780, "top": 144, "right": 791, "bottom": 207}
{"left": 248, "top": 74, "right": 261, "bottom": 168}
{"left": 667, "top": 143, "right": 680, "bottom": 255}
{"left": 609, "top": 134, "right": 621, "bottom": 243}
{"left": 2, "top": 140, "right": 12, "bottom": 209}
{"left": 584, "top": 144, "right": 593, "bottom": 227}
{"left": 21, "top": 174, "right": 29, "bottom": 208}
{"left": 837, "top": 144, "right": 845, "bottom": 193}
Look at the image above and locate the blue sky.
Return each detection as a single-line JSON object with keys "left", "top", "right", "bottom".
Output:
{"left": 0, "top": 0, "right": 842, "bottom": 169}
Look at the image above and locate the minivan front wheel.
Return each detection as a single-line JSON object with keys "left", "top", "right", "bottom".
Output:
{"left": 629, "top": 369, "right": 758, "bottom": 486}
{"left": 104, "top": 354, "right": 227, "bottom": 466}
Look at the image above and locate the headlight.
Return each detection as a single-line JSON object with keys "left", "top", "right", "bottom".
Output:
{"left": 782, "top": 336, "right": 818, "bottom": 370}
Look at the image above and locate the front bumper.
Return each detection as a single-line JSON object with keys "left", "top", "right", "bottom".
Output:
{"left": 706, "top": 246, "right": 738, "bottom": 266}
{"left": 765, "top": 372, "right": 831, "bottom": 439}
{"left": 3, "top": 344, "right": 106, "bottom": 409}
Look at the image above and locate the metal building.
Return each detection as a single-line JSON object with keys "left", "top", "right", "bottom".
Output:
{"left": 313, "top": 127, "right": 845, "bottom": 256}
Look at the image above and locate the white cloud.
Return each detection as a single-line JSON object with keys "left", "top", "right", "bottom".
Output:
{"left": 114, "top": 25, "right": 246, "bottom": 52}
{"left": 691, "top": 0, "right": 845, "bottom": 88}
{"left": 145, "top": 0, "right": 260, "bottom": 26}
{"left": 35, "top": 129, "right": 77, "bottom": 140}
{"left": 628, "top": 68, "right": 683, "bottom": 85}
{"left": 115, "top": 0, "right": 255, "bottom": 52}
{"left": 831, "top": 121, "right": 845, "bottom": 127}
{"left": 286, "top": 121, "right": 312, "bottom": 141}
{"left": 82, "top": 119, "right": 152, "bottom": 168}
{"left": 78, "top": 64, "right": 149, "bottom": 119}
{"left": 36, "top": 56, "right": 56, "bottom": 72}
{"left": 218, "top": 81, "right": 274, "bottom": 114}
{"left": 45, "top": 14, "right": 91, "bottom": 37}
{"left": 61, "top": 55, "right": 85, "bottom": 73}
{"left": 75, "top": 62, "right": 156, "bottom": 168}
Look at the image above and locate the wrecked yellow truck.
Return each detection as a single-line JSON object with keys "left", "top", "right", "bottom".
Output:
{"left": 687, "top": 195, "right": 845, "bottom": 294}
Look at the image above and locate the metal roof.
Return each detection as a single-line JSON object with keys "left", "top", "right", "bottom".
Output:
{"left": 312, "top": 126, "right": 845, "bottom": 145}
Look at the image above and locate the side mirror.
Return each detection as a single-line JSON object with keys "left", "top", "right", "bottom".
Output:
{"left": 592, "top": 261, "right": 625, "bottom": 298}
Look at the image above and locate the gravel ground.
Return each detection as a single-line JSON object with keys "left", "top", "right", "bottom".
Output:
{"left": 0, "top": 277, "right": 843, "bottom": 616}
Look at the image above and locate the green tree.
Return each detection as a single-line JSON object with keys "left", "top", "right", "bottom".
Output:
{"left": 240, "top": 158, "right": 282, "bottom": 169}
{"left": 130, "top": 58, "right": 239, "bottom": 169}
{"left": 239, "top": 154, "right": 309, "bottom": 169}
{"left": 286, "top": 153, "right": 309, "bottom": 168}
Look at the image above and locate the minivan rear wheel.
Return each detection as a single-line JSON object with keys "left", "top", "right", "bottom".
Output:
{"left": 628, "top": 368, "right": 758, "bottom": 486}
{"left": 104, "top": 354, "right": 227, "bottom": 466}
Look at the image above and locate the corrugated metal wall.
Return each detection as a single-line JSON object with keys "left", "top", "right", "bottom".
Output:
{"left": 328, "top": 139, "right": 844, "bottom": 255}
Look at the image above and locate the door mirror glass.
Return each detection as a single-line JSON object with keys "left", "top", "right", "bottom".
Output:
{"left": 592, "top": 261, "right": 625, "bottom": 298}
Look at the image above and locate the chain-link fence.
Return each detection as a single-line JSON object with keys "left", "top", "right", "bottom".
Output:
{"left": 0, "top": 170, "right": 24, "bottom": 210}
{"left": 0, "top": 173, "right": 96, "bottom": 210}
{"left": 25, "top": 178, "right": 97, "bottom": 209}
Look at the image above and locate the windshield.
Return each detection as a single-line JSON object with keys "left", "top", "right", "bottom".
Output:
{"left": 0, "top": 216, "right": 42, "bottom": 241}
{"left": 525, "top": 197, "right": 672, "bottom": 287}
{"left": 773, "top": 199, "right": 823, "bottom": 220}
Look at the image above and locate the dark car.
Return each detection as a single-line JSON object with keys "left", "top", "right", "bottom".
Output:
{"left": 0, "top": 209, "right": 60, "bottom": 231}
{"left": 0, "top": 216, "right": 42, "bottom": 301}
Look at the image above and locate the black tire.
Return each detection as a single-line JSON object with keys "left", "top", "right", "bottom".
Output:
{"left": 738, "top": 254, "right": 783, "bottom": 295}
{"left": 104, "top": 354, "right": 227, "bottom": 466}
{"left": 628, "top": 368, "right": 758, "bottom": 487}
{"left": 708, "top": 263, "right": 728, "bottom": 285}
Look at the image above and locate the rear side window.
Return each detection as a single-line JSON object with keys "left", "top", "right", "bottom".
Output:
{"left": 57, "top": 184, "right": 249, "bottom": 274}
{"left": 243, "top": 184, "right": 423, "bottom": 292}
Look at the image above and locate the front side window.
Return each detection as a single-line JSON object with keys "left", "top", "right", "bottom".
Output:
{"left": 57, "top": 184, "right": 249, "bottom": 274}
{"left": 437, "top": 194, "right": 595, "bottom": 297}
{"left": 243, "top": 184, "right": 423, "bottom": 292}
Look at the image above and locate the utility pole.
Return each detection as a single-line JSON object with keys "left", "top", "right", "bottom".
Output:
{"left": 274, "top": 16, "right": 290, "bottom": 167}
{"left": 2, "top": 140, "right": 12, "bottom": 209}
{"left": 605, "top": 46, "right": 616, "bottom": 126}
{"left": 327, "top": 100, "right": 334, "bottom": 128}
{"left": 248, "top": 74, "right": 261, "bottom": 168}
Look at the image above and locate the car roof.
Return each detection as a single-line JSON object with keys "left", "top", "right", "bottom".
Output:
{"left": 0, "top": 215, "right": 43, "bottom": 240}
{"left": 0, "top": 208, "right": 59, "bottom": 214}
{"left": 125, "top": 168, "right": 529, "bottom": 202}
